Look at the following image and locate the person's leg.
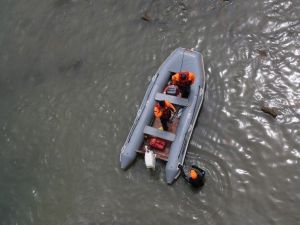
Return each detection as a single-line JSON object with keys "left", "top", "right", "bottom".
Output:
{"left": 160, "top": 118, "right": 168, "bottom": 131}
{"left": 181, "top": 86, "right": 190, "bottom": 98}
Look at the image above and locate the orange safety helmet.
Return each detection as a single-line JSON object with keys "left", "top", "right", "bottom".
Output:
{"left": 189, "top": 169, "right": 198, "bottom": 180}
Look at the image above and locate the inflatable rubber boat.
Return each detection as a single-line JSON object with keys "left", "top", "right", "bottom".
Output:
{"left": 120, "top": 48, "right": 205, "bottom": 184}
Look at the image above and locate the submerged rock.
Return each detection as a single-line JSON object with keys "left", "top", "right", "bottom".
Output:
{"left": 141, "top": 12, "right": 152, "bottom": 21}
{"left": 261, "top": 105, "right": 279, "bottom": 118}
{"left": 141, "top": 0, "right": 156, "bottom": 22}
{"left": 59, "top": 59, "right": 83, "bottom": 72}
{"left": 257, "top": 49, "right": 268, "bottom": 58}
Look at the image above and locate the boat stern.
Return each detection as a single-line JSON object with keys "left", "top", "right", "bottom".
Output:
{"left": 165, "top": 163, "right": 180, "bottom": 184}
{"left": 120, "top": 146, "right": 137, "bottom": 169}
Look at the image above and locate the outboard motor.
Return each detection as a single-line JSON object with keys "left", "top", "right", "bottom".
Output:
{"left": 144, "top": 146, "right": 156, "bottom": 170}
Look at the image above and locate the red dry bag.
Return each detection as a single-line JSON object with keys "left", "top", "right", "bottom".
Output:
{"left": 149, "top": 137, "right": 167, "bottom": 151}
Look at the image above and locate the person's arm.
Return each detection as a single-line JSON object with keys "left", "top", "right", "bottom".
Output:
{"left": 154, "top": 106, "right": 162, "bottom": 118}
{"left": 166, "top": 101, "right": 176, "bottom": 112}
{"left": 163, "top": 86, "right": 168, "bottom": 94}
{"left": 172, "top": 74, "right": 178, "bottom": 84}
{"left": 178, "top": 165, "right": 189, "bottom": 181}
{"left": 190, "top": 72, "right": 195, "bottom": 84}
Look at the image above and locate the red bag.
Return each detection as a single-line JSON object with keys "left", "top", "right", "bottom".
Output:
{"left": 149, "top": 137, "right": 167, "bottom": 151}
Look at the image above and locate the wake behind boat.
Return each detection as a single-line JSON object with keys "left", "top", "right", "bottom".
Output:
{"left": 120, "top": 48, "right": 205, "bottom": 184}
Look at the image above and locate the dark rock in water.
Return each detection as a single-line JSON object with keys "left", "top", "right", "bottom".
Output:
{"left": 141, "top": 0, "right": 156, "bottom": 21}
{"left": 261, "top": 105, "right": 278, "bottom": 118}
{"left": 178, "top": 1, "right": 187, "bottom": 11}
{"left": 141, "top": 12, "right": 152, "bottom": 21}
{"left": 257, "top": 49, "right": 268, "bottom": 58}
{"left": 72, "top": 60, "right": 83, "bottom": 71}
{"left": 59, "top": 59, "right": 83, "bottom": 72}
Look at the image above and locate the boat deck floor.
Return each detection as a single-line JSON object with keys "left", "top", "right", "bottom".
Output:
{"left": 136, "top": 109, "right": 180, "bottom": 161}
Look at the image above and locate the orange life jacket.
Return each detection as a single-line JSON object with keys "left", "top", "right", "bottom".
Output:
{"left": 154, "top": 101, "right": 176, "bottom": 119}
{"left": 172, "top": 72, "right": 195, "bottom": 86}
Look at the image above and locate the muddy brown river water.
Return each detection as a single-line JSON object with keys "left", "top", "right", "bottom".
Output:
{"left": 0, "top": 0, "right": 300, "bottom": 224}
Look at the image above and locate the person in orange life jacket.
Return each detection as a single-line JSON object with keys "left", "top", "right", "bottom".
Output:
{"left": 172, "top": 71, "right": 195, "bottom": 98}
{"left": 154, "top": 100, "right": 176, "bottom": 131}
{"left": 178, "top": 164, "right": 205, "bottom": 187}
{"left": 163, "top": 84, "right": 180, "bottom": 96}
